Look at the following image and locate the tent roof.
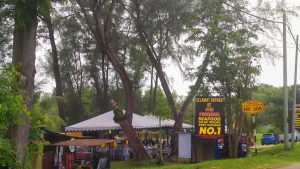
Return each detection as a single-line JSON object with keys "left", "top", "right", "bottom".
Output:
{"left": 65, "top": 111, "right": 161, "bottom": 132}
{"left": 143, "top": 114, "right": 193, "bottom": 129}
{"left": 65, "top": 111, "right": 193, "bottom": 132}
{"left": 53, "top": 139, "right": 114, "bottom": 146}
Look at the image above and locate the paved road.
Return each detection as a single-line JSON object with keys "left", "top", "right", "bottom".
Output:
{"left": 277, "top": 163, "right": 300, "bottom": 169}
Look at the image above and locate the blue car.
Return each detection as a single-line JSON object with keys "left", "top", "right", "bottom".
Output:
{"left": 261, "top": 133, "right": 279, "bottom": 145}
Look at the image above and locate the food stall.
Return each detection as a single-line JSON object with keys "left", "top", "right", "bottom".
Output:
{"left": 53, "top": 139, "right": 114, "bottom": 169}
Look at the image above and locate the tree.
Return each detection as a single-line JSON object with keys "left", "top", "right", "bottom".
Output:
{"left": 8, "top": 0, "right": 39, "bottom": 162}
{"left": 39, "top": 7, "right": 66, "bottom": 124}
{"left": 58, "top": 14, "right": 86, "bottom": 122}
{"left": 76, "top": 0, "right": 149, "bottom": 160}
{"left": 0, "top": 67, "right": 27, "bottom": 137}
{"left": 0, "top": 66, "right": 27, "bottom": 168}
{"left": 129, "top": 0, "right": 211, "bottom": 156}
{"left": 195, "top": 0, "right": 262, "bottom": 157}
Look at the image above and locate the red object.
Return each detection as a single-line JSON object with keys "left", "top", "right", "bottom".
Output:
{"left": 42, "top": 151, "right": 55, "bottom": 169}
{"left": 65, "top": 153, "right": 74, "bottom": 169}
{"left": 241, "top": 135, "right": 247, "bottom": 144}
{"left": 75, "top": 152, "right": 90, "bottom": 160}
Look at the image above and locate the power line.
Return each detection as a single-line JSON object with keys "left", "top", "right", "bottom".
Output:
{"left": 223, "top": 2, "right": 283, "bottom": 24}
{"left": 287, "top": 23, "right": 297, "bottom": 43}
{"left": 224, "top": 2, "right": 298, "bottom": 47}
{"left": 257, "top": 31, "right": 295, "bottom": 45}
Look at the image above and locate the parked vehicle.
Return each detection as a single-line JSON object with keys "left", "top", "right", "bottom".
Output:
{"left": 279, "top": 130, "right": 300, "bottom": 143}
{"left": 261, "top": 133, "right": 279, "bottom": 145}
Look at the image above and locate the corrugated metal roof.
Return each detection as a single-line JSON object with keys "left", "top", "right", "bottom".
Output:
{"left": 53, "top": 139, "right": 114, "bottom": 146}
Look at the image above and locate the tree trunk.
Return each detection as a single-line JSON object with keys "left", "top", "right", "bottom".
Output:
{"left": 90, "top": 63, "right": 103, "bottom": 111}
{"left": 101, "top": 52, "right": 109, "bottom": 112}
{"left": 148, "top": 66, "right": 154, "bottom": 114}
{"left": 10, "top": 0, "right": 38, "bottom": 162}
{"left": 43, "top": 13, "right": 66, "bottom": 123}
{"left": 152, "top": 72, "right": 159, "bottom": 112}
{"left": 119, "top": 119, "right": 150, "bottom": 160}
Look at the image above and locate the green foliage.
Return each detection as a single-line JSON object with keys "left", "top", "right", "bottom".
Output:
{"left": 113, "top": 108, "right": 127, "bottom": 123}
{"left": 37, "top": 0, "right": 51, "bottom": 16}
{"left": 23, "top": 139, "right": 44, "bottom": 169}
{"left": 0, "top": 66, "right": 27, "bottom": 136}
{"left": 154, "top": 88, "right": 172, "bottom": 119}
{"left": 9, "top": 0, "right": 52, "bottom": 30}
{"left": 0, "top": 138, "right": 20, "bottom": 169}
{"left": 34, "top": 93, "right": 65, "bottom": 132}
{"left": 253, "top": 84, "right": 283, "bottom": 132}
{"left": 258, "top": 124, "right": 280, "bottom": 134}
{"left": 142, "top": 87, "right": 171, "bottom": 119}
{"left": 14, "top": 0, "right": 38, "bottom": 30}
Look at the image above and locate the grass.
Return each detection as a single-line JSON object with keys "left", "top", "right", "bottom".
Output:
{"left": 111, "top": 143, "right": 300, "bottom": 169}
{"left": 256, "top": 133, "right": 263, "bottom": 145}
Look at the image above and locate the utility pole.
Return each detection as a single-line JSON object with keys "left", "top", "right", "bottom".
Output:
{"left": 252, "top": 114, "right": 257, "bottom": 155}
{"left": 282, "top": 0, "right": 289, "bottom": 151}
{"left": 291, "top": 35, "right": 299, "bottom": 149}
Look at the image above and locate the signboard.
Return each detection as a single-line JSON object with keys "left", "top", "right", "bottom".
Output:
{"left": 97, "top": 157, "right": 108, "bottom": 169}
{"left": 195, "top": 97, "right": 224, "bottom": 139}
{"left": 241, "top": 100, "right": 264, "bottom": 114}
{"left": 295, "top": 104, "right": 300, "bottom": 129}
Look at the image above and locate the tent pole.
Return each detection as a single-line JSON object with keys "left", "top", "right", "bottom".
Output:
{"left": 159, "top": 117, "right": 163, "bottom": 161}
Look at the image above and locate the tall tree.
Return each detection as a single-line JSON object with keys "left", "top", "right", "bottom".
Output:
{"left": 196, "top": 0, "right": 262, "bottom": 157}
{"left": 39, "top": 5, "right": 66, "bottom": 123}
{"left": 9, "top": 0, "right": 39, "bottom": 162}
{"left": 130, "top": 0, "right": 209, "bottom": 156}
{"left": 76, "top": 0, "right": 149, "bottom": 160}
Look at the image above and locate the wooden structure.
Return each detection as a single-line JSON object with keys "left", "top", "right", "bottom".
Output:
{"left": 192, "top": 137, "right": 216, "bottom": 162}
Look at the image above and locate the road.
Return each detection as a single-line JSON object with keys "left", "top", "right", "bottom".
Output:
{"left": 277, "top": 163, "right": 300, "bottom": 169}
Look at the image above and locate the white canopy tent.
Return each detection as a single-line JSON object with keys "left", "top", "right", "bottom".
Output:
{"left": 65, "top": 111, "right": 193, "bottom": 132}
{"left": 65, "top": 110, "right": 161, "bottom": 132}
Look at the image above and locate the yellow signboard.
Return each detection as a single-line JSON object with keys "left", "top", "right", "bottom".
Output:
{"left": 295, "top": 104, "right": 300, "bottom": 129}
{"left": 242, "top": 100, "right": 264, "bottom": 114}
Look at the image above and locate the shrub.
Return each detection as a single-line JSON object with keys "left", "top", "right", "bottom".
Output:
{"left": 0, "top": 138, "right": 20, "bottom": 169}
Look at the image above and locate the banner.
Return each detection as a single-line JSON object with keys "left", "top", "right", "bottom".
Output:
{"left": 195, "top": 97, "right": 224, "bottom": 139}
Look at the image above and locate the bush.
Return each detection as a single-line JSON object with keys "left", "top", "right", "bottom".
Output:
{"left": 0, "top": 138, "right": 20, "bottom": 169}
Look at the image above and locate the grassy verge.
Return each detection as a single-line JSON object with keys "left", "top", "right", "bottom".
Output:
{"left": 111, "top": 143, "right": 300, "bottom": 169}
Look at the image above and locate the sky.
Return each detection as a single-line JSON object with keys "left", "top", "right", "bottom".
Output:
{"left": 167, "top": 0, "right": 300, "bottom": 96}
{"left": 37, "top": 0, "right": 300, "bottom": 97}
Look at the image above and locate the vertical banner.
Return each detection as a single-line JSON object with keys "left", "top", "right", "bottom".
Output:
{"left": 295, "top": 104, "right": 300, "bottom": 129}
{"left": 195, "top": 97, "right": 224, "bottom": 139}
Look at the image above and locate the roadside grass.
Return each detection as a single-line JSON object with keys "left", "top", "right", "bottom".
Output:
{"left": 111, "top": 143, "right": 300, "bottom": 169}
{"left": 256, "top": 133, "right": 263, "bottom": 145}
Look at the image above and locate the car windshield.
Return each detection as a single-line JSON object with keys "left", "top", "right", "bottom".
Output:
{"left": 263, "top": 134, "right": 273, "bottom": 138}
